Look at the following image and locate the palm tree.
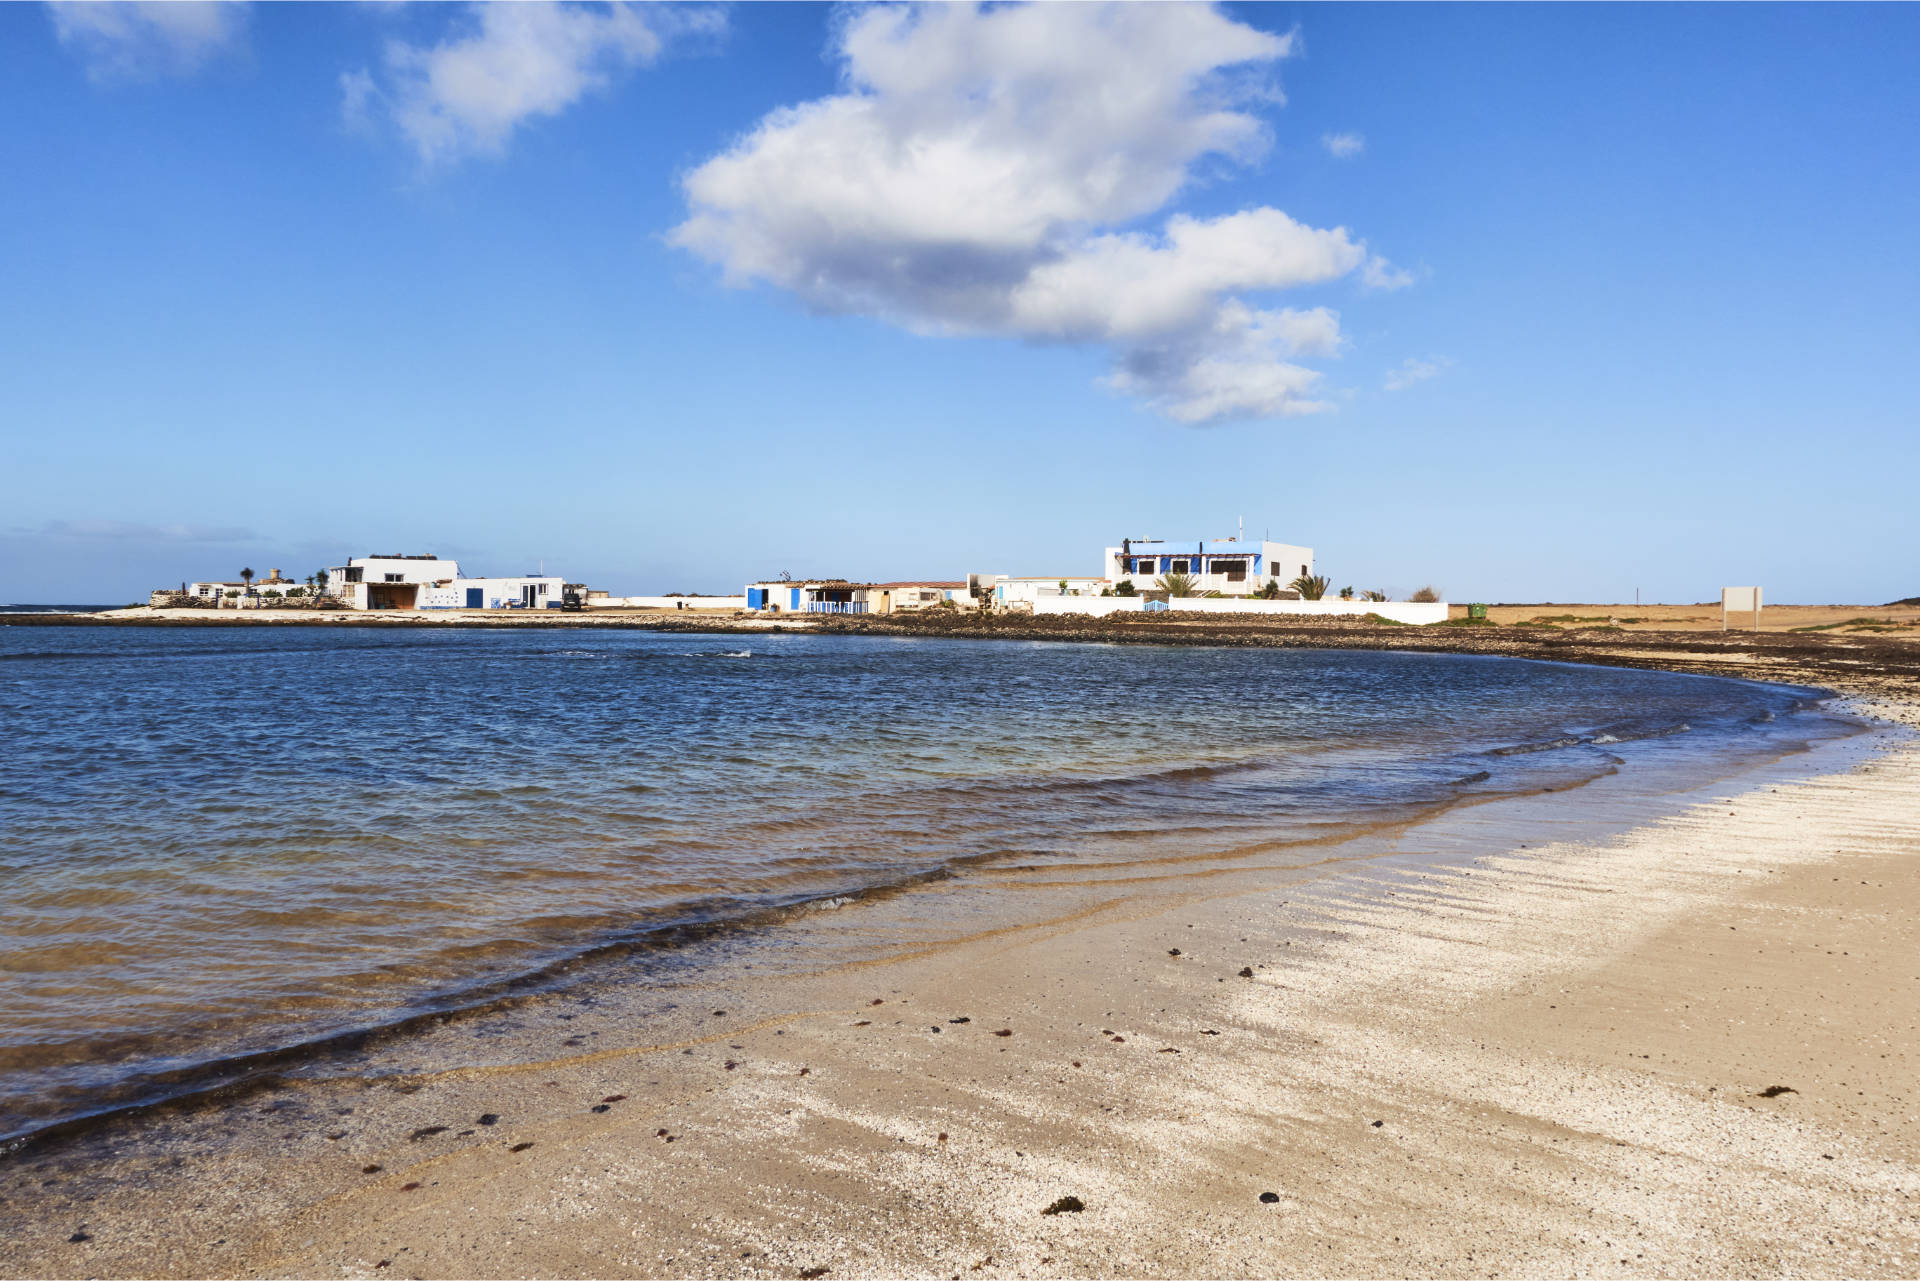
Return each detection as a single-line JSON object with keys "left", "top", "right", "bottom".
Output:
{"left": 240, "top": 567, "right": 255, "bottom": 590}
{"left": 1361, "top": 589, "right": 1389, "bottom": 602}
{"left": 1155, "top": 572, "right": 1201, "bottom": 597}
{"left": 1289, "top": 574, "right": 1331, "bottom": 601}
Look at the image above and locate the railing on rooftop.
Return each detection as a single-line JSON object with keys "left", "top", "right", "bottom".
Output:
{"left": 805, "top": 601, "right": 867, "bottom": 615}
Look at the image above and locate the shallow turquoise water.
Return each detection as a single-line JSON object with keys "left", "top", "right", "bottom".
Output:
{"left": 0, "top": 625, "right": 1852, "bottom": 1137}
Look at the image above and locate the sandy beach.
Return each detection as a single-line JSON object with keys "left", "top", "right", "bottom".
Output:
{"left": 0, "top": 630, "right": 1913, "bottom": 1281}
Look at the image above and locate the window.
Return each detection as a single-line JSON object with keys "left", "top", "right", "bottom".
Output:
{"left": 1214, "top": 559, "right": 1247, "bottom": 582}
{"left": 1170, "top": 559, "right": 1189, "bottom": 574}
{"left": 344, "top": 567, "right": 363, "bottom": 583}
{"left": 384, "top": 573, "right": 404, "bottom": 583}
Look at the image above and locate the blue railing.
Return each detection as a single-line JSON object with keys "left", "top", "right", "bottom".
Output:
{"left": 805, "top": 601, "right": 867, "bottom": 614}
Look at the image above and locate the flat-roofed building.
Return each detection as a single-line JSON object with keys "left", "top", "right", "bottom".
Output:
{"left": 1104, "top": 538, "right": 1313, "bottom": 596}
{"left": 325, "top": 554, "right": 461, "bottom": 610}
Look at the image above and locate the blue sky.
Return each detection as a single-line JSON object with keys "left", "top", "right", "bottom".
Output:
{"left": 3, "top": 2, "right": 1915, "bottom": 604}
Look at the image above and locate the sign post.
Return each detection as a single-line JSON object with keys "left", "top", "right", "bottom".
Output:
{"left": 1721, "top": 586, "right": 1761, "bottom": 633}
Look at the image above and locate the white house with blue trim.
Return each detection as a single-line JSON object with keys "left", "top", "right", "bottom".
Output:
{"left": 744, "top": 580, "right": 966, "bottom": 615}
{"left": 1105, "top": 538, "right": 1314, "bottom": 596}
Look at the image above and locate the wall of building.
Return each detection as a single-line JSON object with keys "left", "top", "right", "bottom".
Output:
{"left": 418, "top": 577, "right": 568, "bottom": 609}
{"left": 994, "top": 577, "right": 1108, "bottom": 607}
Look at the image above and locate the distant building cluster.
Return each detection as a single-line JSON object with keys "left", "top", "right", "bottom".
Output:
{"left": 147, "top": 529, "right": 1447, "bottom": 622}
{"left": 739, "top": 534, "right": 1447, "bottom": 623}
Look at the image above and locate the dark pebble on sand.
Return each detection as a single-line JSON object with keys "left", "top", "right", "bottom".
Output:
{"left": 1040, "top": 1196, "right": 1085, "bottom": 1215}
{"left": 994, "top": 1028, "right": 1013, "bottom": 1037}
{"left": 68, "top": 1231, "right": 91, "bottom": 1244}
{"left": 326, "top": 1131, "right": 347, "bottom": 1141}
{"left": 1238, "top": 967, "right": 1254, "bottom": 978}
{"left": 477, "top": 1113, "right": 499, "bottom": 1126}
{"left": 1168, "top": 949, "right": 1181, "bottom": 956}
{"left": 799, "top": 1068, "right": 810, "bottom": 1076}
{"left": 799, "top": 1268, "right": 830, "bottom": 1279}
{"left": 1371, "top": 1120, "right": 1384, "bottom": 1128}
{"left": 871, "top": 998, "right": 884, "bottom": 1005}
{"left": 1259, "top": 1192, "right": 1279, "bottom": 1204}
{"left": 362, "top": 1165, "right": 383, "bottom": 1174}
{"left": 1111, "top": 1035, "right": 1125, "bottom": 1043}
{"left": 510, "top": 1142, "right": 534, "bottom": 1152}
{"left": 400, "top": 1182, "right": 421, "bottom": 1192}
{"left": 949, "top": 1016, "right": 970, "bottom": 1024}
{"left": 603, "top": 1094, "right": 626, "bottom": 1103}
{"left": 591, "top": 1104, "right": 611, "bottom": 1113}
{"left": 409, "top": 1125, "right": 449, "bottom": 1141}
{"left": 1758, "top": 1085, "right": 1798, "bottom": 1098}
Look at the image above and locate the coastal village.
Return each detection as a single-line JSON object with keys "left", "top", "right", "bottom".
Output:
{"left": 148, "top": 532, "right": 1453, "bottom": 625}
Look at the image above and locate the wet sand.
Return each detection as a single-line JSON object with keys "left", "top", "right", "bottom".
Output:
{"left": 3, "top": 665, "right": 1917, "bottom": 1279}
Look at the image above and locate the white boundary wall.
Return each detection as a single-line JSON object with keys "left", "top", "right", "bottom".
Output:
{"left": 1030, "top": 596, "right": 1448, "bottom": 625}
{"left": 593, "top": 596, "right": 749, "bottom": 611}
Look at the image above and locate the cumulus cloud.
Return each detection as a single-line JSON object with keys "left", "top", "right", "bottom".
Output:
{"left": 346, "top": 2, "right": 714, "bottom": 164}
{"left": 1384, "top": 355, "right": 1452, "bottom": 391}
{"left": 47, "top": 1, "right": 247, "bottom": 81}
{"left": 1321, "top": 131, "right": 1365, "bottom": 159}
{"left": 672, "top": 2, "right": 1404, "bottom": 425}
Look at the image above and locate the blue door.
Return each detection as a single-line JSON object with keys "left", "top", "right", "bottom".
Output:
{"left": 789, "top": 586, "right": 801, "bottom": 610}
{"left": 466, "top": 587, "right": 483, "bottom": 608}
{"left": 747, "top": 588, "right": 763, "bottom": 609}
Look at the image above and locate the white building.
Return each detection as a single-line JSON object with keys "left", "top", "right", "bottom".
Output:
{"left": 743, "top": 580, "right": 967, "bottom": 615}
{"left": 419, "top": 576, "right": 567, "bottom": 610}
{"left": 324, "top": 555, "right": 461, "bottom": 610}
{"left": 324, "top": 554, "right": 568, "bottom": 611}
{"left": 1105, "top": 538, "right": 1315, "bottom": 596}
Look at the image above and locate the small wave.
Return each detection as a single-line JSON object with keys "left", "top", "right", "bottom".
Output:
{"left": 1489, "top": 735, "right": 1583, "bottom": 757}
{"left": 1590, "top": 722, "right": 1691, "bottom": 745}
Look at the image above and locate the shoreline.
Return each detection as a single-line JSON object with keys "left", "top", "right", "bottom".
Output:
{"left": 1, "top": 640, "right": 1916, "bottom": 1278}
{"left": 10, "top": 605, "right": 1920, "bottom": 691}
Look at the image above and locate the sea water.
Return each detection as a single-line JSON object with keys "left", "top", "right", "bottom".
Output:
{"left": 0, "top": 625, "right": 1857, "bottom": 1139}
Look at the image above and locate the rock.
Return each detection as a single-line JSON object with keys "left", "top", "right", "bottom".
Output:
{"left": 1259, "top": 1192, "right": 1279, "bottom": 1204}
{"left": 1041, "top": 1196, "right": 1085, "bottom": 1215}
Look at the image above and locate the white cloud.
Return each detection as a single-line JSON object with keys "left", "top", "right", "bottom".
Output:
{"left": 347, "top": 2, "right": 711, "bottom": 164}
{"left": 1321, "top": 131, "right": 1365, "bottom": 159}
{"left": 1384, "top": 355, "right": 1452, "bottom": 391}
{"left": 1362, "top": 255, "right": 1417, "bottom": 291}
{"left": 47, "top": 1, "right": 247, "bottom": 81}
{"left": 672, "top": 2, "right": 1403, "bottom": 425}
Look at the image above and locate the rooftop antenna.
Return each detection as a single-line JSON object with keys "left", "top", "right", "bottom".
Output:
{"left": 1238, "top": 515, "right": 1243, "bottom": 542}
